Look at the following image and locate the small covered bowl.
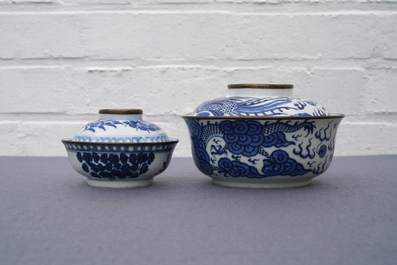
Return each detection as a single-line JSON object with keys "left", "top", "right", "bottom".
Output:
{"left": 62, "top": 109, "right": 178, "bottom": 188}
{"left": 182, "top": 84, "right": 344, "bottom": 189}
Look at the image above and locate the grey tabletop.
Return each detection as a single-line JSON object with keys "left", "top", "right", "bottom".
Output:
{"left": 0, "top": 155, "right": 396, "bottom": 265}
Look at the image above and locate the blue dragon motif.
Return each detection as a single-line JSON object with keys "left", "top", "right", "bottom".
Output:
{"left": 193, "top": 96, "right": 330, "bottom": 117}
{"left": 234, "top": 97, "right": 298, "bottom": 116}
{"left": 210, "top": 144, "right": 227, "bottom": 156}
{"left": 262, "top": 120, "right": 316, "bottom": 136}
{"left": 185, "top": 119, "right": 320, "bottom": 179}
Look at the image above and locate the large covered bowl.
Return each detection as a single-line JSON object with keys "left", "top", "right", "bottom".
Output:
{"left": 62, "top": 109, "right": 178, "bottom": 188}
{"left": 182, "top": 84, "right": 344, "bottom": 188}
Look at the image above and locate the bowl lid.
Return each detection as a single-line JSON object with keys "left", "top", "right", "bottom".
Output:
{"left": 72, "top": 109, "right": 170, "bottom": 143}
{"left": 193, "top": 84, "right": 330, "bottom": 117}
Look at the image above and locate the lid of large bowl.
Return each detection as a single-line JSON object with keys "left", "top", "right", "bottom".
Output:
{"left": 193, "top": 84, "right": 330, "bottom": 117}
{"left": 72, "top": 109, "right": 170, "bottom": 143}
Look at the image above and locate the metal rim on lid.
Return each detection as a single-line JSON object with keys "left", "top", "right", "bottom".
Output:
{"left": 228, "top": 84, "right": 293, "bottom": 89}
{"left": 98, "top": 109, "right": 143, "bottom": 115}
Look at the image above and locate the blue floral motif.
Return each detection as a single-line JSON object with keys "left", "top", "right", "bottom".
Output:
{"left": 157, "top": 153, "right": 172, "bottom": 174}
{"left": 122, "top": 120, "right": 161, "bottom": 133}
{"left": 82, "top": 120, "right": 122, "bottom": 133}
{"left": 81, "top": 119, "right": 161, "bottom": 134}
{"left": 77, "top": 151, "right": 155, "bottom": 180}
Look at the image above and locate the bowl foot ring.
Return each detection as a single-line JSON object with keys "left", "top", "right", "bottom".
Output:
{"left": 212, "top": 179, "right": 311, "bottom": 189}
{"left": 87, "top": 178, "right": 153, "bottom": 188}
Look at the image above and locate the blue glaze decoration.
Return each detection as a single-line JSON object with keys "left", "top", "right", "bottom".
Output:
{"left": 194, "top": 97, "right": 330, "bottom": 117}
{"left": 262, "top": 150, "right": 311, "bottom": 176}
{"left": 63, "top": 142, "right": 176, "bottom": 153}
{"left": 82, "top": 120, "right": 162, "bottom": 134}
{"left": 77, "top": 151, "right": 155, "bottom": 180}
{"left": 82, "top": 120, "right": 122, "bottom": 132}
{"left": 185, "top": 119, "right": 213, "bottom": 176}
{"left": 184, "top": 118, "right": 342, "bottom": 179}
{"left": 218, "top": 157, "right": 260, "bottom": 178}
{"left": 318, "top": 144, "right": 327, "bottom": 158}
{"left": 72, "top": 135, "right": 169, "bottom": 143}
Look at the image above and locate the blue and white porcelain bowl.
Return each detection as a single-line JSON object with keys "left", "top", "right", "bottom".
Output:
{"left": 62, "top": 109, "right": 178, "bottom": 188}
{"left": 183, "top": 84, "right": 344, "bottom": 188}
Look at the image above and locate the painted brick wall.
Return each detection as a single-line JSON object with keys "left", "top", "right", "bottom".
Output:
{"left": 0, "top": 0, "right": 396, "bottom": 157}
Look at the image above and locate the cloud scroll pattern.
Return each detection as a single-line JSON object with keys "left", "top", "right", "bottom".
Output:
{"left": 185, "top": 118, "right": 341, "bottom": 180}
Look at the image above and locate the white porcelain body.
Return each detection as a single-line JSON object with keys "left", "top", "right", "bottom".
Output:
{"left": 193, "top": 87, "right": 330, "bottom": 117}
{"left": 183, "top": 115, "right": 344, "bottom": 188}
{"left": 62, "top": 140, "right": 178, "bottom": 188}
{"left": 73, "top": 113, "right": 169, "bottom": 143}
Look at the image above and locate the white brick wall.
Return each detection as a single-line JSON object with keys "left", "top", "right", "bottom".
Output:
{"left": 0, "top": 0, "right": 396, "bottom": 157}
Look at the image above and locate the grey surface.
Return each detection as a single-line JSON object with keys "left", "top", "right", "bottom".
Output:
{"left": 0, "top": 156, "right": 396, "bottom": 265}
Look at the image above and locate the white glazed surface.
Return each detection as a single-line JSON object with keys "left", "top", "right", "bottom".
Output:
{"left": 193, "top": 87, "right": 330, "bottom": 117}
{"left": 73, "top": 113, "right": 170, "bottom": 143}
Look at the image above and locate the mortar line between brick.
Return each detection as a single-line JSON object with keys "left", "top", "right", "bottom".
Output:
{"left": 1, "top": 58, "right": 397, "bottom": 68}
{"left": 0, "top": 113, "right": 187, "bottom": 120}
{"left": 1, "top": 64, "right": 395, "bottom": 72}
{"left": 0, "top": 10, "right": 397, "bottom": 15}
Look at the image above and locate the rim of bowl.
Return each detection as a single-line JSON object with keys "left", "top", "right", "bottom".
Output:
{"left": 181, "top": 113, "right": 345, "bottom": 120}
{"left": 61, "top": 138, "right": 179, "bottom": 145}
{"left": 98, "top": 109, "right": 143, "bottom": 115}
{"left": 228, "top": 84, "right": 294, "bottom": 89}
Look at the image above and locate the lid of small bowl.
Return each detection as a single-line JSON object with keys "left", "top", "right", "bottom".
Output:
{"left": 72, "top": 109, "right": 170, "bottom": 143}
{"left": 193, "top": 84, "right": 330, "bottom": 117}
